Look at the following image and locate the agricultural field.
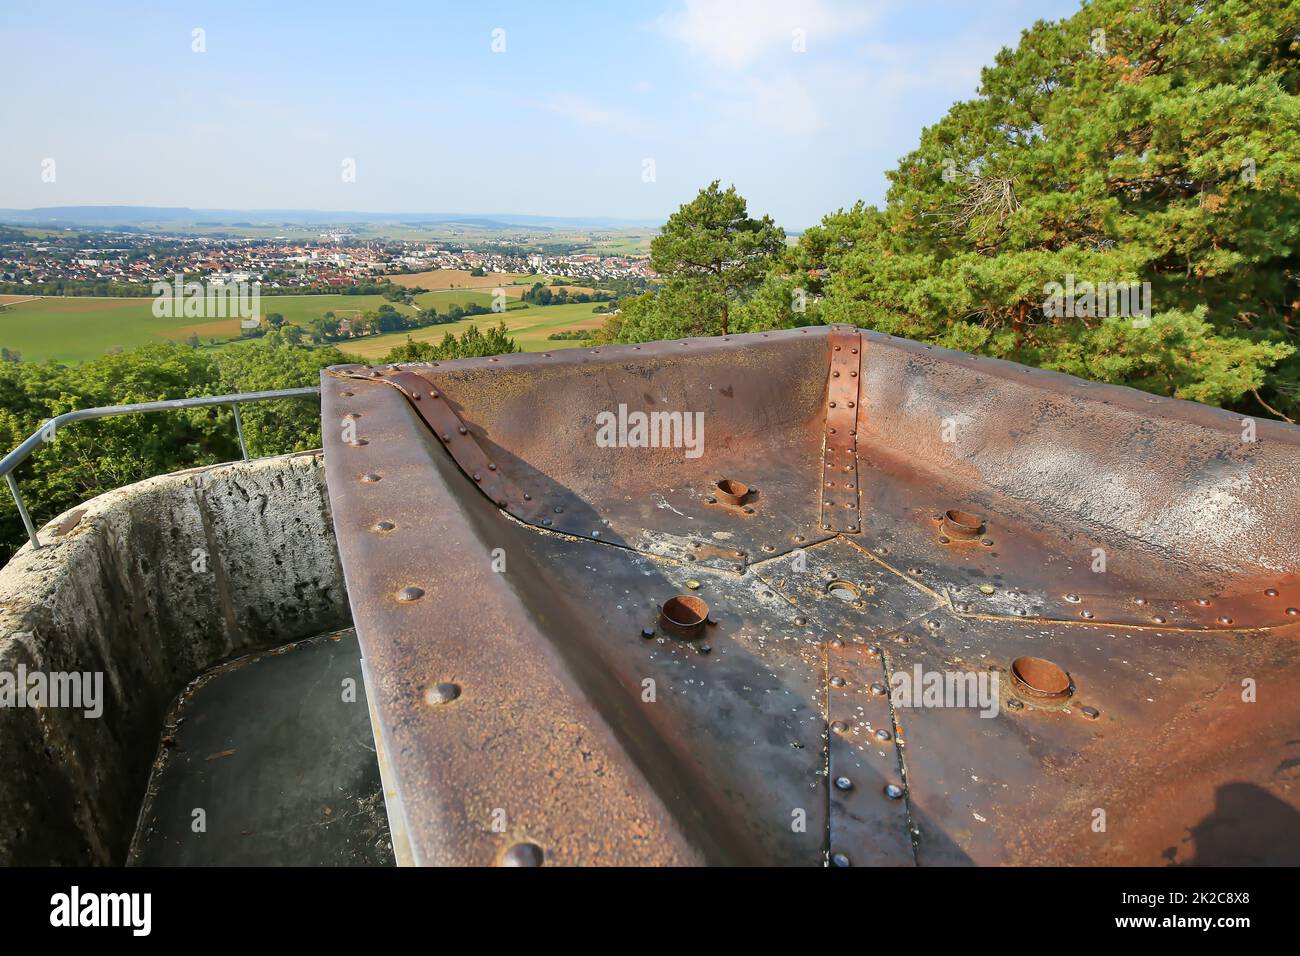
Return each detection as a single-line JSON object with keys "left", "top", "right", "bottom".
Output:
{"left": 343, "top": 301, "right": 612, "bottom": 360}
{"left": 0, "top": 291, "right": 511, "bottom": 363}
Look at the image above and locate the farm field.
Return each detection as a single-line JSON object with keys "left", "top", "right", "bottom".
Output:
{"left": 0, "top": 291, "right": 514, "bottom": 363}
{"left": 342, "top": 301, "right": 611, "bottom": 360}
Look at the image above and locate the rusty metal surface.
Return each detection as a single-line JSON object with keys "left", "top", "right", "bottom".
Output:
{"left": 821, "top": 327, "right": 862, "bottom": 534}
{"left": 827, "top": 641, "right": 912, "bottom": 866}
{"left": 322, "top": 326, "right": 1300, "bottom": 866}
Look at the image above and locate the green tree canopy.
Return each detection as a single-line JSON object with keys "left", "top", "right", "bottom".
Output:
{"left": 617, "top": 181, "right": 784, "bottom": 340}
{"left": 783, "top": 0, "right": 1298, "bottom": 415}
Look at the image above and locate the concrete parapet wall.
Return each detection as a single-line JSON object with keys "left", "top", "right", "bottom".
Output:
{"left": 0, "top": 452, "right": 349, "bottom": 865}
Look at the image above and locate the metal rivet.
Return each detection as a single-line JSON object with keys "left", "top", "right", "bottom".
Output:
{"left": 978, "top": 584, "right": 995, "bottom": 595}
{"left": 500, "top": 842, "right": 543, "bottom": 867}
{"left": 397, "top": 586, "right": 424, "bottom": 602}
{"left": 1080, "top": 610, "right": 1094, "bottom": 619}
{"left": 925, "top": 619, "right": 940, "bottom": 631}
{"left": 981, "top": 538, "right": 994, "bottom": 546}
{"left": 794, "top": 615, "right": 808, "bottom": 626}
{"left": 1006, "top": 698, "right": 1024, "bottom": 710}
{"left": 1196, "top": 598, "right": 1211, "bottom": 606}
{"left": 875, "top": 728, "right": 892, "bottom": 742}
{"left": 831, "top": 720, "right": 848, "bottom": 734}
{"left": 458, "top": 426, "right": 468, "bottom": 435}
{"left": 869, "top": 682, "right": 887, "bottom": 697}
{"left": 830, "top": 676, "right": 846, "bottom": 687}
{"left": 829, "top": 638, "right": 844, "bottom": 648}
{"left": 347, "top": 438, "right": 368, "bottom": 447}
{"left": 1152, "top": 615, "right": 1167, "bottom": 624}
{"left": 371, "top": 521, "right": 395, "bottom": 532}
{"left": 1064, "top": 593, "right": 1080, "bottom": 603}
{"left": 883, "top": 784, "right": 904, "bottom": 799}
{"left": 1287, "top": 608, "right": 1299, "bottom": 616}
{"left": 834, "top": 776, "right": 853, "bottom": 791}
{"left": 488, "top": 463, "right": 497, "bottom": 471}
{"left": 938, "top": 535, "right": 950, "bottom": 544}
{"left": 1264, "top": 588, "right": 1279, "bottom": 597}
{"left": 831, "top": 852, "right": 851, "bottom": 867}
{"left": 1217, "top": 616, "right": 1233, "bottom": 625}
{"left": 641, "top": 627, "right": 656, "bottom": 639}
{"left": 1081, "top": 706, "right": 1100, "bottom": 720}
{"left": 361, "top": 473, "right": 381, "bottom": 483}
{"left": 424, "top": 682, "right": 460, "bottom": 706}
{"left": 686, "top": 579, "right": 701, "bottom": 590}
{"left": 697, "top": 643, "right": 712, "bottom": 655}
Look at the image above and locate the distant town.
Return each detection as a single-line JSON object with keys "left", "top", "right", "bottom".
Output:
{"left": 0, "top": 226, "right": 655, "bottom": 294}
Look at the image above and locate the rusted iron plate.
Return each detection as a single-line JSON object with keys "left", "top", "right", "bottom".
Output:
{"left": 752, "top": 535, "right": 942, "bottom": 640}
{"left": 330, "top": 328, "right": 838, "bottom": 569}
{"left": 827, "top": 641, "right": 914, "bottom": 866}
{"left": 850, "top": 432, "right": 1300, "bottom": 632}
{"left": 821, "top": 326, "right": 862, "bottom": 533}
{"left": 883, "top": 610, "right": 1300, "bottom": 865}
{"left": 323, "top": 325, "right": 1300, "bottom": 865}
{"left": 321, "top": 374, "right": 702, "bottom": 866}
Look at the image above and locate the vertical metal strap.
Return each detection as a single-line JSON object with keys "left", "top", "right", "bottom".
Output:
{"left": 5, "top": 472, "right": 41, "bottom": 551}
{"left": 821, "top": 326, "right": 862, "bottom": 532}
{"left": 231, "top": 403, "right": 249, "bottom": 461}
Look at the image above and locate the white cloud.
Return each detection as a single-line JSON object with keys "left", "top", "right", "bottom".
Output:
{"left": 659, "top": 0, "right": 879, "bottom": 69}
{"left": 541, "top": 93, "right": 650, "bottom": 135}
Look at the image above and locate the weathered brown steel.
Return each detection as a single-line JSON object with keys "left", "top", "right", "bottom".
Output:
{"left": 821, "top": 326, "right": 862, "bottom": 533}
{"left": 322, "top": 325, "right": 1300, "bottom": 866}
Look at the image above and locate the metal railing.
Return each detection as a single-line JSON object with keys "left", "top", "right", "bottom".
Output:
{"left": 0, "top": 387, "right": 321, "bottom": 551}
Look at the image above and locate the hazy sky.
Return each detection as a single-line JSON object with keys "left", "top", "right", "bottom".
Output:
{"left": 0, "top": 0, "right": 1081, "bottom": 229}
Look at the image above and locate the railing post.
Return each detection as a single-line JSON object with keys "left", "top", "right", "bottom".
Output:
{"left": 231, "top": 402, "right": 249, "bottom": 461}
{"left": 5, "top": 473, "right": 41, "bottom": 551}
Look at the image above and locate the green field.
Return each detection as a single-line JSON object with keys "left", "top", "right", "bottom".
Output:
{"left": 0, "top": 291, "right": 527, "bottom": 363}
{"left": 0, "top": 293, "right": 605, "bottom": 363}
{"left": 344, "top": 302, "right": 610, "bottom": 360}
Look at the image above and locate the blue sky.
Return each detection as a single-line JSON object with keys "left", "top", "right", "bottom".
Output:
{"left": 0, "top": 0, "right": 1081, "bottom": 228}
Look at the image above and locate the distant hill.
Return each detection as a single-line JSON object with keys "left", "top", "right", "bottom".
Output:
{"left": 0, "top": 206, "right": 657, "bottom": 231}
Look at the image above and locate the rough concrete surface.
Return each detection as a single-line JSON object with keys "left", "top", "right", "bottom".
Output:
{"left": 128, "top": 628, "right": 392, "bottom": 867}
{"left": 0, "top": 452, "right": 351, "bottom": 865}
